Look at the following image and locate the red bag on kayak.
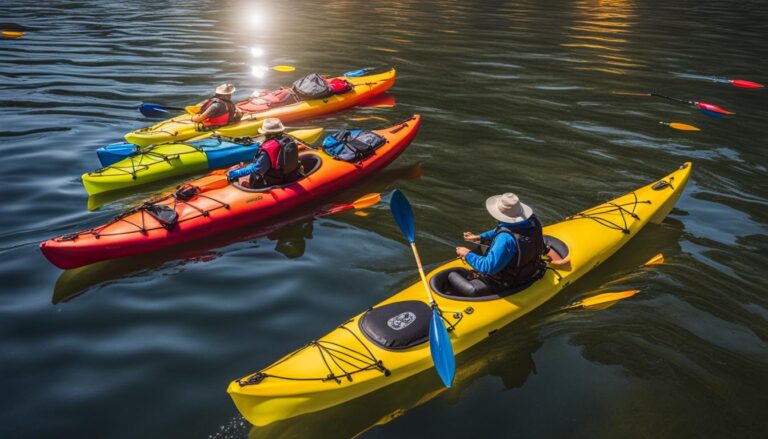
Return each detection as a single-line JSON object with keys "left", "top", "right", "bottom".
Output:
{"left": 327, "top": 78, "right": 353, "bottom": 94}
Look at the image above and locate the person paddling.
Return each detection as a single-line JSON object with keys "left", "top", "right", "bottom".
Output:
{"left": 452, "top": 193, "right": 546, "bottom": 296}
{"left": 226, "top": 118, "right": 300, "bottom": 188}
{"left": 191, "top": 83, "right": 242, "bottom": 128}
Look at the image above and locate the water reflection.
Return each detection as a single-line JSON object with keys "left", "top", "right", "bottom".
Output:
{"left": 562, "top": 0, "right": 642, "bottom": 75}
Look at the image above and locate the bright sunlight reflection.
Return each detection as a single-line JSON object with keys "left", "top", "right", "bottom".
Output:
{"left": 251, "top": 65, "right": 267, "bottom": 78}
{"left": 250, "top": 47, "right": 264, "bottom": 57}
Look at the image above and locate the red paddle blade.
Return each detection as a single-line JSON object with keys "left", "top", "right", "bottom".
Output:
{"left": 695, "top": 101, "right": 734, "bottom": 115}
{"left": 730, "top": 79, "right": 764, "bottom": 89}
{"left": 360, "top": 93, "right": 396, "bottom": 108}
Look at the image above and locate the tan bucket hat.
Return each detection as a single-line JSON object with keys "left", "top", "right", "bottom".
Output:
{"left": 258, "top": 118, "right": 286, "bottom": 134}
{"left": 485, "top": 193, "right": 534, "bottom": 223}
{"left": 215, "top": 83, "right": 236, "bottom": 95}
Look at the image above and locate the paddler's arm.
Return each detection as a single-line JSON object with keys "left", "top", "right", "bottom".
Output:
{"left": 227, "top": 151, "right": 270, "bottom": 181}
{"left": 461, "top": 233, "right": 517, "bottom": 274}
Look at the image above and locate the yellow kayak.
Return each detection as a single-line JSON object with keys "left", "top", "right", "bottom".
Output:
{"left": 81, "top": 128, "right": 324, "bottom": 196}
{"left": 125, "top": 69, "right": 396, "bottom": 147}
{"left": 227, "top": 162, "right": 692, "bottom": 426}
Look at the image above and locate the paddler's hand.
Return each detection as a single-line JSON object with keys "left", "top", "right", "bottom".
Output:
{"left": 463, "top": 232, "right": 480, "bottom": 243}
{"left": 191, "top": 114, "right": 204, "bottom": 123}
{"left": 456, "top": 247, "right": 471, "bottom": 258}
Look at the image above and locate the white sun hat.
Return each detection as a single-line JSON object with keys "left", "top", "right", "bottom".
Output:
{"left": 258, "top": 118, "right": 286, "bottom": 134}
{"left": 485, "top": 193, "right": 534, "bottom": 223}
{"left": 215, "top": 83, "right": 236, "bottom": 95}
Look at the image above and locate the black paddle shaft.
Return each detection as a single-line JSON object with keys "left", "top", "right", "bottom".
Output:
{"left": 650, "top": 93, "right": 694, "bottom": 106}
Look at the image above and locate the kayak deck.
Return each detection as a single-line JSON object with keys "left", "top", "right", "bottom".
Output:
{"left": 227, "top": 162, "right": 692, "bottom": 426}
{"left": 124, "top": 69, "right": 396, "bottom": 147}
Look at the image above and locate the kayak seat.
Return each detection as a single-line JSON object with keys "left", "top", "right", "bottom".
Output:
{"left": 429, "top": 267, "right": 535, "bottom": 302}
{"left": 233, "top": 154, "right": 322, "bottom": 192}
{"left": 543, "top": 235, "right": 570, "bottom": 267}
{"left": 358, "top": 300, "right": 431, "bottom": 350}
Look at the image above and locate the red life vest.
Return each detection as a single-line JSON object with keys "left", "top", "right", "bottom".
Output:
{"left": 261, "top": 139, "right": 282, "bottom": 170}
{"left": 261, "top": 136, "right": 299, "bottom": 180}
{"left": 199, "top": 97, "right": 237, "bottom": 127}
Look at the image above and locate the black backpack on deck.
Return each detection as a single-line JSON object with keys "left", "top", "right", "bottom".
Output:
{"left": 323, "top": 129, "right": 386, "bottom": 162}
{"left": 292, "top": 74, "right": 333, "bottom": 100}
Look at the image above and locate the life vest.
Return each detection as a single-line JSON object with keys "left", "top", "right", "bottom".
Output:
{"left": 199, "top": 96, "right": 237, "bottom": 127}
{"left": 261, "top": 135, "right": 299, "bottom": 181}
{"left": 479, "top": 215, "right": 546, "bottom": 289}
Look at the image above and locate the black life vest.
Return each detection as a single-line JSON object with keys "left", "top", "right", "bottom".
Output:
{"left": 263, "top": 135, "right": 299, "bottom": 181}
{"left": 479, "top": 215, "right": 546, "bottom": 289}
{"left": 199, "top": 96, "right": 237, "bottom": 127}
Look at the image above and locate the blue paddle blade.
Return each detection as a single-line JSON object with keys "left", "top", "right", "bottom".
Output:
{"left": 699, "top": 108, "right": 725, "bottom": 119}
{"left": 430, "top": 307, "right": 455, "bottom": 387}
{"left": 389, "top": 189, "right": 416, "bottom": 243}
{"left": 139, "top": 103, "right": 171, "bottom": 118}
{"left": 344, "top": 67, "right": 374, "bottom": 77}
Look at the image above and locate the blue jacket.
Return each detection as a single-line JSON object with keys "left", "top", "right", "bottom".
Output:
{"left": 227, "top": 147, "right": 270, "bottom": 180}
{"left": 465, "top": 220, "right": 533, "bottom": 275}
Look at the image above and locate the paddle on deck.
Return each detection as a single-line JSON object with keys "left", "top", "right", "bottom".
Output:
{"left": 390, "top": 189, "right": 455, "bottom": 387}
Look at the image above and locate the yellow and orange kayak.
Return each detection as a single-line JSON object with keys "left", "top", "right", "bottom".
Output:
{"left": 125, "top": 69, "right": 396, "bottom": 147}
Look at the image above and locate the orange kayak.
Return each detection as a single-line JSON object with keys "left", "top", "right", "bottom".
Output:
{"left": 41, "top": 115, "right": 422, "bottom": 269}
{"left": 125, "top": 69, "right": 397, "bottom": 147}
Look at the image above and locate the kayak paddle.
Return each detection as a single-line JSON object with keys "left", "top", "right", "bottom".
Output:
{"left": 644, "top": 253, "right": 664, "bottom": 266}
{"left": 563, "top": 290, "right": 639, "bottom": 311}
{"left": 350, "top": 116, "right": 391, "bottom": 123}
{"left": 344, "top": 67, "right": 375, "bottom": 77}
{"left": 613, "top": 92, "right": 734, "bottom": 117}
{"left": 139, "top": 103, "right": 201, "bottom": 118}
{"left": 711, "top": 77, "right": 764, "bottom": 89}
{"left": 2, "top": 30, "right": 24, "bottom": 39}
{"left": 660, "top": 122, "right": 700, "bottom": 131}
{"left": 390, "top": 189, "right": 455, "bottom": 387}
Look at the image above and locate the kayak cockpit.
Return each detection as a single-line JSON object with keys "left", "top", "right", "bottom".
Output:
{"left": 429, "top": 235, "right": 571, "bottom": 301}
{"left": 231, "top": 154, "right": 323, "bottom": 192}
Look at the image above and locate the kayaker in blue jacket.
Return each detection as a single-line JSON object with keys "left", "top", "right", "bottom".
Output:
{"left": 452, "top": 193, "right": 546, "bottom": 296}
{"left": 226, "top": 118, "right": 300, "bottom": 188}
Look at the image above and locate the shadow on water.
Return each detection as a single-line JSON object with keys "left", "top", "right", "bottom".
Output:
{"left": 239, "top": 217, "right": 687, "bottom": 438}
{"left": 52, "top": 163, "right": 423, "bottom": 304}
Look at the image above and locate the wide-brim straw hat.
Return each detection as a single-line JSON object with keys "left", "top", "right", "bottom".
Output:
{"left": 215, "top": 83, "right": 236, "bottom": 95}
{"left": 258, "top": 118, "right": 286, "bottom": 134}
{"left": 485, "top": 193, "right": 534, "bottom": 223}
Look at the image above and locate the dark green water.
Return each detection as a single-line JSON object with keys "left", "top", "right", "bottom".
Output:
{"left": 1, "top": 0, "right": 767, "bottom": 437}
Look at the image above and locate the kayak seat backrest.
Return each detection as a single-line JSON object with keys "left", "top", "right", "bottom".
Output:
{"left": 358, "top": 300, "right": 431, "bottom": 350}
{"left": 429, "top": 267, "right": 535, "bottom": 302}
{"left": 543, "top": 235, "right": 570, "bottom": 267}
{"left": 233, "top": 153, "right": 322, "bottom": 193}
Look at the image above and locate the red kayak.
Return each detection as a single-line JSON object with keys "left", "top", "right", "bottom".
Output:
{"left": 41, "top": 116, "right": 422, "bottom": 269}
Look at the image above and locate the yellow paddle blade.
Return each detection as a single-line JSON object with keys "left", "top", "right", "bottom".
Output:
{"left": 271, "top": 65, "right": 295, "bottom": 72}
{"left": 2, "top": 31, "right": 24, "bottom": 39}
{"left": 352, "top": 193, "right": 382, "bottom": 210}
{"left": 354, "top": 211, "right": 370, "bottom": 217}
{"left": 668, "top": 122, "right": 700, "bottom": 131}
{"left": 566, "top": 290, "right": 639, "bottom": 311}
{"left": 581, "top": 290, "right": 638, "bottom": 310}
{"left": 644, "top": 253, "right": 664, "bottom": 266}
{"left": 185, "top": 105, "right": 201, "bottom": 115}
